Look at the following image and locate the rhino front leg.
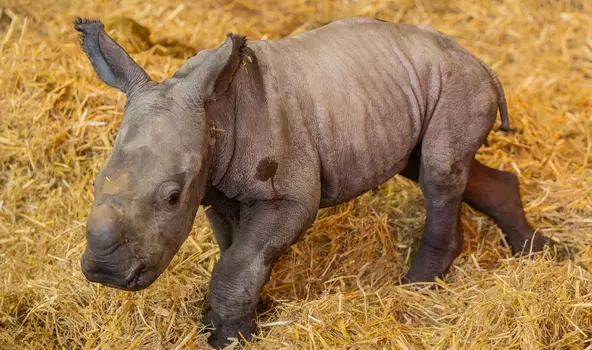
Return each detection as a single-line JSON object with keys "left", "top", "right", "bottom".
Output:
{"left": 202, "top": 187, "right": 241, "bottom": 253}
{"left": 204, "top": 199, "right": 316, "bottom": 348}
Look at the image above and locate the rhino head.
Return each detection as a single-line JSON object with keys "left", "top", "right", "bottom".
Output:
{"left": 75, "top": 18, "right": 244, "bottom": 290}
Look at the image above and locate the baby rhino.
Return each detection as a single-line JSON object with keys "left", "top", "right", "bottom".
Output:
{"left": 75, "top": 17, "right": 547, "bottom": 348}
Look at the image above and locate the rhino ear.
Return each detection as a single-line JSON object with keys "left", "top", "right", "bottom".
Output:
{"left": 74, "top": 17, "right": 153, "bottom": 95}
{"left": 172, "top": 49, "right": 214, "bottom": 79}
{"left": 183, "top": 33, "right": 246, "bottom": 100}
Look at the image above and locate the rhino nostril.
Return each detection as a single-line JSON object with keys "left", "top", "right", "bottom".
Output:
{"left": 86, "top": 204, "right": 123, "bottom": 253}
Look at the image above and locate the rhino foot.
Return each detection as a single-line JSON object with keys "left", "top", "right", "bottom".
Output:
{"left": 203, "top": 309, "right": 256, "bottom": 349}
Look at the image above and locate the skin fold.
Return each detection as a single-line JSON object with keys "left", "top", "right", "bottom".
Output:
{"left": 75, "top": 16, "right": 547, "bottom": 348}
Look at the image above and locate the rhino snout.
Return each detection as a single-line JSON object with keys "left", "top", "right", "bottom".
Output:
{"left": 81, "top": 203, "right": 150, "bottom": 291}
{"left": 86, "top": 203, "right": 123, "bottom": 254}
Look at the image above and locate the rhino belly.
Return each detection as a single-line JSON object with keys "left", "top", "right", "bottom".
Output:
{"left": 316, "top": 90, "right": 421, "bottom": 208}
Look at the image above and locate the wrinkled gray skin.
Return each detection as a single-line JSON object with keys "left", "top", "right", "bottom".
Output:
{"left": 75, "top": 17, "right": 547, "bottom": 348}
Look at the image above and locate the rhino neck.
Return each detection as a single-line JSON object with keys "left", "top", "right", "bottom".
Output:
{"left": 204, "top": 88, "right": 236, "bottom": 188}
{"left": 204, "top": 44, "right": 265, "bottom": 191}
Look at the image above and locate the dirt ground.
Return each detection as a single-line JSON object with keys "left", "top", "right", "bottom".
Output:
{"left": 1, "top": 0, "right": 591, "bottom": 349}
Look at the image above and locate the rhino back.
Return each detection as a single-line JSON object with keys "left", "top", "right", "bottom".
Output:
{"left": 232, "top": 18, "right": 485, "bottom": 206}
{"left": 221, "top": 18, "right": 487, "bottom": 206}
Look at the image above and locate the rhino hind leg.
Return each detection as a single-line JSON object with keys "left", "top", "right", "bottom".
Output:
{"left": 462, "top": 160, "right": 548, "bottom": 253}
{"left": 403, "top": 153, "right": 467, "bottom": 283}
{"left": 400, "top": 148, "right": 547, "bottom": 256}
{"left": 403, "top": 88, "right": 499, "bottom": 283}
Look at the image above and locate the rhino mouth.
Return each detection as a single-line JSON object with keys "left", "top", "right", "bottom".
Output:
{"left": 126, "top": 269, "right": 142, "bottom": 289}
{"left": 84, "top": 263, "right": 152, "bottom": 291}
{"left": 122, "top": 261, "right": 146, "bottom": 290}
{"left": 80, "top": 249, "right": 155, "bottom": 291}
{"left": 122, "top": 264, "right": 161, "bottom": 291}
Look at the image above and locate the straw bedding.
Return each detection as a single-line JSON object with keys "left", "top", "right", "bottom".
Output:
{"left": 1, "top": 0, "right": 591, "bottom": 348}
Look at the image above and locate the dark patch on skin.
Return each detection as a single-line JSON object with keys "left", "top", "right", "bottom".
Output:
{"left": 121, "top": 122, "right": 140, "bottom": 143}
{"left": 256, "top": 157, "right": 283, "bottom": 198}
{"left": 374, "top": 18, "right": 388, "bottom": 22}
{"left": 450, "top": 160, "right": 463, "bottom": 177}
{"left": 255, "top": 157, "right": 277, "bottom": 181}
{"left": 262, "top": 243, "right": 288, "bottom": 266}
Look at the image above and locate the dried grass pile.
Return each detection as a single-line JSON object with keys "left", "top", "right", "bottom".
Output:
{"left": 1, "top": 0, "right": 592, "bottom": 348}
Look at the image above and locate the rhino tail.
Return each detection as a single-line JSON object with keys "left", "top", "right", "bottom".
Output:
{"left": 490, "top": 70, "right": 511, "bottom": 132}
{"left": 473, "top": 56, "right": 512, "bottom": 131}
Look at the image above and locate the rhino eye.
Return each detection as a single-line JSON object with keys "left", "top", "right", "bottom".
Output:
{"left": 157, "top": 181, "right": 181, "bottom": 210}
{"left": 168, "top": 190, "right": 180, "bottom": 205}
